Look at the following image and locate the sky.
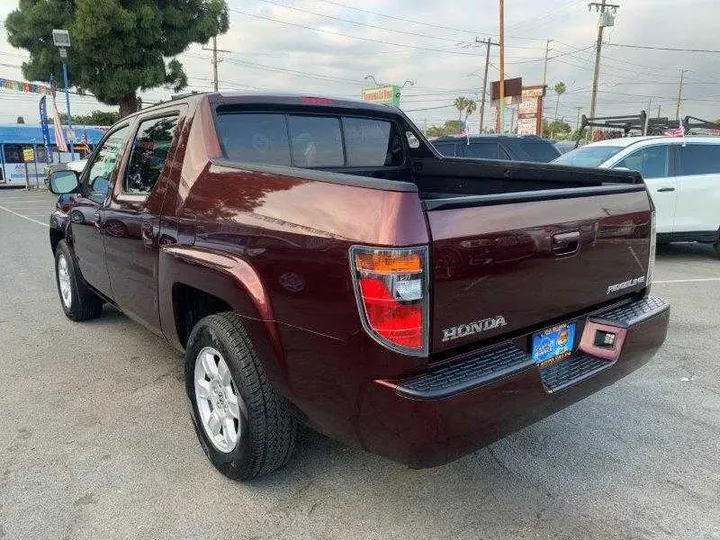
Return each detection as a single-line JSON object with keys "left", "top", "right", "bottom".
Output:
{"left": 1, "top": 0, "right": 720, "bottom": 131}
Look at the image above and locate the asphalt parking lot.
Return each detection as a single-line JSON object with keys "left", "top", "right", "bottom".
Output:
{"left": 0, "top": 188, "right": 718, "bottom": 540}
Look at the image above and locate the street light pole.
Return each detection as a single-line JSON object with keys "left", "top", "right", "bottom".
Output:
{"left": 61, "top": 59, "right": 75, "bottom": 160}
{"left": 53, "top": 29, "right": 75, "bottom": 160}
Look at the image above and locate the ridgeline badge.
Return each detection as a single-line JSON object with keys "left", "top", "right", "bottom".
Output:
{"left": 442, "top": 315, "right": 507, "bottom": 342}
{"left": 607, "top": 276, "right": 645, "bottom": 295}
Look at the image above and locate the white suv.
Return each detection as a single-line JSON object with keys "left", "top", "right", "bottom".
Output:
{"left": 554, "top": 136, "right": 720, "bottom": 254}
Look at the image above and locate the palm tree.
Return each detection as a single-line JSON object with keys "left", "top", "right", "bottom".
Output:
{"left": 464, "top": 99, "right": 478, "bottom": 121}
{"left": 454, "top": 96, "right": 469, "bottom": 123}
{"left": 553, "top": 82, "right": 567, "bottom": 120}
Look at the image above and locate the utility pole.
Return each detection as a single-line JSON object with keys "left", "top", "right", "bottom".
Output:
{"left": 542, "top": 39, "right": 552, "bottom": 90}
{"left": 475, "top": 37, "right": 499, "bottom": 132}
{"left": 657, "top": 104, "right": 661, "bottom": 118}
{"left": 202, "top": 36, "right": 231, "bottom": 91}
{"left": 575, "top": 107, "right": 583, "bottom": 131}
{"left": 499, "top": 0, "right": 505, "bottom": 134}
{"left": 540, "top": 39, "right": 552, "bottom": 135}
{"left": 588, "top": 1, "right": 620, "bottom": 127}
{"left": 675, "top": 69, "right": 688, "bottom": 120}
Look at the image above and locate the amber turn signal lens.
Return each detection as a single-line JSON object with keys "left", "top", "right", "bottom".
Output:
{"left": 355, "top": 252, "right": 423, "bottom": 274}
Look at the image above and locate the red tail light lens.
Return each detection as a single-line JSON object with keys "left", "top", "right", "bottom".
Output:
{"left": 350, "top": 246, "right": 429, "bottom": 356}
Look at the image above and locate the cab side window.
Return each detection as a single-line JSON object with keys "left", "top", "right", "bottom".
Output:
{"left": 433, "top": 142, "right": 457, "bottom": 157}
{"left": 678, "top": 144, "right": 720, "bottom": 176}
{"left": 615, "top": 146, "right": 668, "bottom": 179}
{"left": 125, "top": 115, "right": 179, "bottom": 194}
{"left": 85, "top": 126, "right": 131, "bottom": 202}
{"left": 464, "top": 142, "right": 501, "bottom": 159}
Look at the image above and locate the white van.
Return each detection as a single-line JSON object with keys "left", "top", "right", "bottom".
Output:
{"left": 553, "top": 136, "right": 720, "bottom": 255}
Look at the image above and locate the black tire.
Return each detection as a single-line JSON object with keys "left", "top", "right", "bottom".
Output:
{"left": 714, "top": 241, "right": 720, "bottom": 260}
{"left": 185, "top": 312, "right": 297, "bottom": 480}
{"left": 54, "top": 240, "right": 103, "bottom": 321}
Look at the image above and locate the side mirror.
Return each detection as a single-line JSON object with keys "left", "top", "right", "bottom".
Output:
{"left": 49, "top": 170, "right": 80, "bottom": 194}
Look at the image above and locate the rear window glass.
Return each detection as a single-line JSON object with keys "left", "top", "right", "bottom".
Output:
{"left": 552, "top": 145, "right": 625, "bottom": 168}
{"left": 216, "top": 113, "right": 291, "bottom": 166}
{"left": 678, "top": 144, "right": 720, "bottom": 176}
{"left": 288, "top": 115, "right": 344, "bottom": 167}
{"left": 343, "top": 117, "right": 402, "bottom": 166}
{"left": 216, "top": 112, "right": 407, "bottom": 169}
{"left": 517, "top": 141, "right": 560, "bottom": 163}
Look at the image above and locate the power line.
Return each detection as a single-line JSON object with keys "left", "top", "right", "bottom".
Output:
{"left": 311, "top": 0, "right": 549, "bottom": 41}
{"left": 506, "top": 0, "right": 586, "bottom": 33}
{"left": 254, "top": 0, "right": 546, "bottom": 48}
{"left": 230, "top": 8, "right": 500, "bottom": 57}
{"left": 608, "top": 43, "right": 720, "bottom": 54}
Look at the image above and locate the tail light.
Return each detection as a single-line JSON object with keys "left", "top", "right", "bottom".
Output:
{"left": 349, "top": 246, "right": 429, "bottom": 356}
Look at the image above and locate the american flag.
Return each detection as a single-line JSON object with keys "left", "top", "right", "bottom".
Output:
{"left": 664, "top": 123, "right": 685, "bottom": 138}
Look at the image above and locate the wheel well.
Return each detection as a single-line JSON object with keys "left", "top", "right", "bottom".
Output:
{"left": 50, "top": 229, "right": 64, "bottom": 254}
{"left": 174, "top": 284, "right": 232, "bottom": 348}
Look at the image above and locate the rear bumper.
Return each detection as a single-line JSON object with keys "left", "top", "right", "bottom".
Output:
{"left": 357, "top": 296, "right": 670, "bottom": 468}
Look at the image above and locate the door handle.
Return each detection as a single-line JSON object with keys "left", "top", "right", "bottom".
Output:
{"left": 657, "top": 187, "right": 675, "bottom": 193}
{"left": 552, "top": 231, "right": 580, "bottom": 256}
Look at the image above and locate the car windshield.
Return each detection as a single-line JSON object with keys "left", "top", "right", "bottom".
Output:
{"left": 552, "top": 145, "right": 625, "bottom": 168}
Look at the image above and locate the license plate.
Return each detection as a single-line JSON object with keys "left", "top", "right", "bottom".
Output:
{"left": 532, "top": 323, "right": 576, "bottom": 366}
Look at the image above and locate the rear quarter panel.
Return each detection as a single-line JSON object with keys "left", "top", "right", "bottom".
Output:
{"left": 171, "top": 161, "right": 430, "bottom": 445}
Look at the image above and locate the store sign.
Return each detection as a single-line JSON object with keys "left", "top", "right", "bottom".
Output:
{"left": 517, "top": 85, "right": 545, "bottom": 136}
{"left": 361, "top": 85, "right": 401, "bottom": 106}
{"left": 23, "top": 148, "right": 35, "bottom": 162}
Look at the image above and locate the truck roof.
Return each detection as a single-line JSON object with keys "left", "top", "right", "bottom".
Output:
{"left": 587, "top": 135, "right": 720, "bottom": 147}
{"left": 137, "top": 91, "right": 398, "bottom": 116}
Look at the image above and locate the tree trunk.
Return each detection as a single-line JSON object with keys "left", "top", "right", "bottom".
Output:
{"left": 119, "top": 93, "right": 139, "bottom": 118}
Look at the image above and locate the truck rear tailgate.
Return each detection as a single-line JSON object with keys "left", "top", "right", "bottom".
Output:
{"left": 427, "top": 188, "right": 653, "bottom": 353}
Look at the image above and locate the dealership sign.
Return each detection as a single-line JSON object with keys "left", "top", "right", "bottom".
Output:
{"left": 361, "top": 85, "right": 401, "bottom": 106}
{"left": 517, "top": 85, "right": 546, "bottom": 136}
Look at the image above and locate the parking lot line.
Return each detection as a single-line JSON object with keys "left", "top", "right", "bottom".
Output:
{"left": 655, "top": 277, "right": 720, "bottom": 284}
{"left": 0, "top": 204, "right": 49, "bottom": 227}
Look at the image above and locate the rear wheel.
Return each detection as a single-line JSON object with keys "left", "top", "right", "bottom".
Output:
{"left": 185, "top": 312, "right": 297, "bottom": 480}
{"left": 54, "top": 240, "right": 103, "bottom": 321}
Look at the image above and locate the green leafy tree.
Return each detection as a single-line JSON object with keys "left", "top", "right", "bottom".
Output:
{"left": 59, "top": 110, "right": 121, "bottom": 126}
{"left": 464, "top": 99, "right": 477, "bottom": 122}
{"left": 553, "top": 81, "right": 567, "bottom": 120}
{"left": 453, "top": 96, "right": 469, "bottom": 122}
{"left": 543, "top": 119, "right": 572, "bottom": 140}
{"left": 6, "top": 0, "right": 229, "bottom": 117}
{"left": 426, "top": 120, "right": 464, "bottom": 138}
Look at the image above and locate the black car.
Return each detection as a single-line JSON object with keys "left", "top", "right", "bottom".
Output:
{"left": 431, "top": 134, "right": 561, "bottom": 163}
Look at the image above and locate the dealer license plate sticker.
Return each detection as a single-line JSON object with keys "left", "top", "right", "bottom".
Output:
{"left": 532, "top": 323, "right": 576, "bottom": 366}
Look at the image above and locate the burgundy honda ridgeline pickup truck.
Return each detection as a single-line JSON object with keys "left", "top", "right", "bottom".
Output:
{"left": 48, "top": 93, "right": 669, "bottom": 480}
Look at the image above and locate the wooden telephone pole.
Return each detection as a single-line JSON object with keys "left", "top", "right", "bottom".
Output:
{"left": 475, "top": 37, "right": 499, "bottom": 132}
{"left": 676, "top": 69, "right": 688, "bottom": 120}
{"left": 588, "top": 1, "right": 620, "bottom": 124}
{"left": 499, "top": 0, "right": 505, "bottom": 133}
{"left": 202, "top": 36, "right": 231, "bottom": 91}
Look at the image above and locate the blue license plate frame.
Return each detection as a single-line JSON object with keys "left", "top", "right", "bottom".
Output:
{"left": 532, "top": 322, "right": 576, "bottom": 366}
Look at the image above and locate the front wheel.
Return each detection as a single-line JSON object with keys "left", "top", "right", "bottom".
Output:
{"left": 54, "top": 240, "right": 103, "bottom": 321}
{"left": 185, "top": 312, "right": 297, "bottom": 480}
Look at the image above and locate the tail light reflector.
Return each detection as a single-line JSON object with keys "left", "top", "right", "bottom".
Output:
{"left": 350, "top": 246, "right": 429, "bottom": 356}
